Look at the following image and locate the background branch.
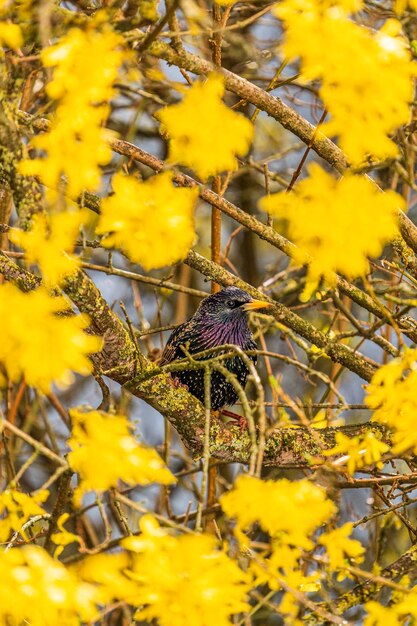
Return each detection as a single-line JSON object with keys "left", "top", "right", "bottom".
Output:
{"left": 0, "top": 252, "right": 391, "bottom": 467}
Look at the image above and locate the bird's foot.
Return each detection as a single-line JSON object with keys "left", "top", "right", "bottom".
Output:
{"left": 168, "top": 374, "right": 189, "bottom": 392}
{"left": 220, "top": 408, "right": 247, "bottom": 432}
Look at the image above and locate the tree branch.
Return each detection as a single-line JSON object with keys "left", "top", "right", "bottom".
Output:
{"left": 305, "top": 543, "right": 417, "bottom": 624}
{"left": 0, "top": 55, "right": 44, "bottom": 228}
{"left": 0, "top": 251, "right": 390, "bottom": 468}
{"left": 17, "top": 111, "right": 417, "bottom": 345}
{"left": 185, "top": 250, "right": 378, "bottom": 382}
{"left": 135, "top": 37, "right": 417, "bottom": 256}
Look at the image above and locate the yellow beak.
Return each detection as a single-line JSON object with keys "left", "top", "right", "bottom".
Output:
{"left": 242, "top": 299, "right": 273, "bottom": 311}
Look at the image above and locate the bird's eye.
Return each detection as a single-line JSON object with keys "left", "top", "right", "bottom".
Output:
{"left": 227, "top": 300, "right": 240, "bottom": 308}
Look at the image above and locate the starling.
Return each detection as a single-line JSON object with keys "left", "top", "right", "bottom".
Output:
{"left": 160, "top": 286, "right": 271, "bottom": 410}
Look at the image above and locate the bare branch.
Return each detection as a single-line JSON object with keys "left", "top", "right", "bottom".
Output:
{"left": 0, "top": 252, "right": 390, "bottom": 468}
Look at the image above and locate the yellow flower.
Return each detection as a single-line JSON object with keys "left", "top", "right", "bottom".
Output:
{"left": 364, "top": 601, "right": 402, "bottom": 626}
{"left": 123, "top": 514, "right": 250, "bottom": 626}
{"left": 251, "top": 544, "right": 320, "bottom": 617}
{"left": 50, "top": 513, "right": 80, "bottom": 558}
{"left": 75, "top": 552, "right": 139, "bottom": 604}
{"left": 367, "top": 349, "right": 417, "bottom": 454}
{"left": 157, "top": 74, "right": 253, "bottom": 180}
{"left": 0, "top": 489, "right": 48, "bottom": 542}
{"left": 393, "top": 588, "right": 417, "bottom": 621}
{"left": 395, "top": 0, "right": 417, "bottom": 12}
{"left": 41, "top": 27, "right": 123, "bottom": 103}
{"left": 97, "top": 171, "right": 198, "bottom": 269}
{"left": 10, "top": 211, "right": 88, "bottom": 286}
{"left": 0, "top": 3, "right": 22, "bottom": 48}
{"left": 67, "top": 409, "right": 175, "bottom": 502}
{"left": 324, "top": 431, "right": 390, "bottom": 475}
{"left": 20, "top": 114, "right": 114, "bottom": 199}
{"left": 0, "top": 21, "right": 22, "bottom": 48}
{"left": 0, "top": 284, "right": 102, "bottom": 392}
{"left": 19, "top": 27, "right": 124, "bottom": 197}
{"left": 319, "top": 522, "right": 365, "bottom": 578}
{"left": 0, "top": 545, "right": 98, "bottom": 625}
{"left": 220, "top": 476, "right": 336, "bottom": 549}
{"left": 274, "top": 1, "right": 416, "bottom": 163}
{"left": 279, "top": 568, "right": 321, "bottom": 619}
{"left": 259, "top": 164, "right": 400, "bottom": 300}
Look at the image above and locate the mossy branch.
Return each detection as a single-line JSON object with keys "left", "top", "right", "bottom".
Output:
{"left": 18, "top": 110, "right": 417, "bottom": 345}
{"left": 132, "top": 36, "right": 417, "bottom": 256}
{"left": 0, "top": 251, "right": 390, "bottom": 468}
{"left": 304, "top": 542, "right": 417, "bottom": 624}
{"left": 185, "top": 250, "right": 378, "bottom": 382}
{"left": 0, "top": 55, "right": 44, "bottom": 228}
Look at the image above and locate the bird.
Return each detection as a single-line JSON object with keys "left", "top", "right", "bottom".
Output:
{"left": 160, "top": 286, "right": 272, "bottom": 411}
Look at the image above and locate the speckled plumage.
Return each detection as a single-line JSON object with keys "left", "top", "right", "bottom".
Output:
{"left": 160, "top": 287, "right": 263, "bottom": 410}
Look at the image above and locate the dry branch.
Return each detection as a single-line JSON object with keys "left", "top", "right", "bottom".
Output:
{"left": 17, "top": 111, "right": 417, "bottom": 346}
{"left": 0, "top": 251, "right": 390, "bottom": 468}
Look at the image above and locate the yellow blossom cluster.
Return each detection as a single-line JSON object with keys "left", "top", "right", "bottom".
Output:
{"left": 10, "top": 210, "right": 88, "bottom": 286}
{"left": 365, "top": 588, "right": 417, "bottom": 625}
{"left": 0, "top": 488, "right": 48, "bottom": 542}
{"left": 50, "top": 513, "right": 80, "bottom": 557}
{"left": 319, "top": 522, "right": 365, "bottom": 578}
{"left": 0, "top": 477, "right": 368, "bottom": 625}
{"left": 122, "top": 515, "right": 250, "bottom": 626}
{"left": 367, "top": 348, "right": 417, "bottom": 454}
{"left": 220, "top": 475, "right": 336, "bottom": 548}
{"left": 0, "top": 529, "right": 248, "bottom": 626}
{"left": 75, "top": 515, "right": 251, "bottom": 625}
{"left": 260, "top": 164, "right": 400, "bottom": 300}
{"left": 157, "top": 74, "right": 254, "bottom": 180}
{"left": 20, "top": 27, "right": 124, "bottom": 197}
{"left": 75, "top": 552, "right": 139, "bottom": 604}
{"left": 67, "top": 408, "right": 175, "bottom": 502}
{"left": 0, "top": 545, "right": 98, "bottom": 625}
{"left": 250, "top": 543, "right": 321, "bottom": 619}
{"left": 97, "top": 171, "right": 198, "bottom": 269}
{"left": 221, "top": 475, "right": 364, "bottom": 617}
{"left": 0, "top": 1, "right": 22, "bottom": 48}
{"left": 274, "top": 1, "right": 416, "bottom": 163}
{"left": 0, "top": 284, "right": 101, "bottom": 392}
{"left": 395, "top": 0, "right": 417, "bottom": 13}
{"left": 324, "top": 431, "right": 390, "bottom": 475}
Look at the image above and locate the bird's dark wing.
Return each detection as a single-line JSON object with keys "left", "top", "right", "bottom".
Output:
{"left": 245, "top": 336, "right": 257, "bottom": 364}
{"left": 160, "top": 318, "right": 219, "bottom": 366}
{"left": 161, "top": 320, "right": 258, "bottom": 366}
{"left": 159, "top": 322, "right": 189, "bottom": 366}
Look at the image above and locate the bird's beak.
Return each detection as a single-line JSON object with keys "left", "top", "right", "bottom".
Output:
{"left": 242, "top": 299, "right": 273, "bottom": 311}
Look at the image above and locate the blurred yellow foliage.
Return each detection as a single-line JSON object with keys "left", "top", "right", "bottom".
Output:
{"left": 0, "top": 545, "right": 98, "bottom": 625}
{"left": 0, "top": 285, "right": 102, "bottom": 392}
{"left": 158, "top": 74, "right": 253, "bottom": 180}
{"left": 319, "top": 522, "right": 365, "bottom": 578}
{"left": 0, "top": 488, "right": 48, "bottom": 542}
{"left": 367, "top": 348, "right": 417, "bottom": 454}
{"left": 123, "top": 514, "right": 250, "bottom": 626}
{"left": 260, "top": 164, "right": 400, "bottom": 300}
{"left": 68, "top": 408, "right": 175, "bottom": 502}
{"left": 20, "top": 27, "right": 124, "bottom": 197}
{"left": 275, "top": 1, "right": 416, "bottom": 163}
{"left": 220, "top": 475, "right": 336, "bottom": 549}
{"left": 97, "top": 171, "right": 198, "bottom": 269}
{"left": 325, "top": 431, "right": 390, "bottom": 475}
{"left": 10, "top": 211, "right": 88, "bottom": 286}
